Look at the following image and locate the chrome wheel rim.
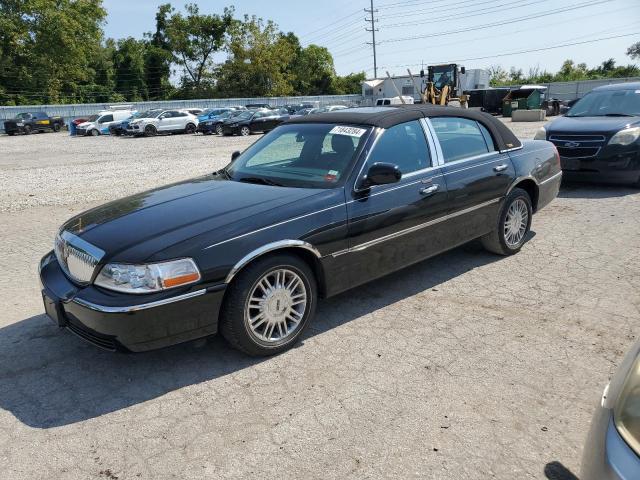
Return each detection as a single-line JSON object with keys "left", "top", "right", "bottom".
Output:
{"left": 504, "top": 198, "right": 528, "bottom": 247}
{"left": 216, "top": 125, "right": 223, "bottom": 134}
{"left": 245, "top": 268, "right": 307, "bottom": 344}
{"left": 241, "top": 127, "right": 250, "bottom": 136}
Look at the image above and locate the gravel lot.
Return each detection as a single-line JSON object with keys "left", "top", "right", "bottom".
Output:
{"left": 0, "top": 120, "right": 639, "bottom": 480}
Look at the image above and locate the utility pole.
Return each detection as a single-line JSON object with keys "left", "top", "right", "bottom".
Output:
{"left": 365, "top": 0, "right": 379, "bottom": 78}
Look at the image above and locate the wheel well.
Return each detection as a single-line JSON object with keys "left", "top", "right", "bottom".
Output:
{"left": 226, "top": 246, "right": 327, "bottom": 298}
{"left": 513, "top": 179, "right": 539, "bottom": 212}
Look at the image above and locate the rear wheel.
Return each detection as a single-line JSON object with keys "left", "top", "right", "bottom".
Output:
{"left": 240, "top": 126, "right": 251, "bottom": 137}
{"left": 53, "top": 123, "right": 61, "bottom": 132}
{"left": 215, "top": 124, "right": 223, "bottom": 135}
{"left": 144, "top": 125, "right": 157, "bottom": 137}
{"left": 185, "top": 123, "right": 196, "bottom": 134}
{"left": 481, "top": 188, "right": 532, "bottom": 255}
{"left": 220, "top": 254, "right": 317, "bottom": 356}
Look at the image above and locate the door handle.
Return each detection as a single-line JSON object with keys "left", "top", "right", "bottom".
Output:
{"left": 494, "top": 164, "right": 508, "bottom": 173}
{"left": 419, "top": 185, "right": 439, "bottom": 196}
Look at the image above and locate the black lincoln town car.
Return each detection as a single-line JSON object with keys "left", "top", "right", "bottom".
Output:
{"left": 536, "top": 82, "right": 640, "bottom": 186}
{"left": 40, "top": 105, "right": 561, "bottom": 356}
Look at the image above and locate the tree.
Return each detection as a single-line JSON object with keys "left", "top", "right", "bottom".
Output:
{"left": 331, "top": 72, "right": 366, "bottom": 95}
{"left": 144, "top": 3, "right": 174, "bottom": 100}
{"left": 113, "top": 38, "right": 148, "bottom": 101}
{"left": 627, "top": 42, "right": 640, "bottom": 60}
{"left": 216, "top": 15, "right": 296, "bottom": 97}
{"left": 165, "top": 3, "right": 233, "bottom": 92}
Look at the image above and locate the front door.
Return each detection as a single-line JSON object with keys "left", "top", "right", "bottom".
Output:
{"left": 428, "top": 116, "right": 515, "bottom": 240}
{"left": 343, "top": 120, "right": 450, "bottom": 287}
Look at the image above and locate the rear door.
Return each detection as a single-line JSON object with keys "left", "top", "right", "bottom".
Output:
{"left": 343, "top": 120, "right": 449, "bottom": 286}
{"left": 428, "top": 116, "right": 515, "bottom": 240}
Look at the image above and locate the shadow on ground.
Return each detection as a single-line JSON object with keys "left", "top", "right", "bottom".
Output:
{"left": 544, "top": 461, "right": 580, "bottom": 480}
{"left": 560, "top": 181, "right": 639, "bottom": 199}
{"left": 0, "top": 241, "right": 503, "bottom": 429}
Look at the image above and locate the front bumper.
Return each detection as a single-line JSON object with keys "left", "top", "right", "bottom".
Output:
{"left": 559, "top": 146, "right": 640, "bottom": 185}
{"left": 39, "top": 251, "right": 226, "bottom": 352}
{"left": 581, "top": 397, "right": 640, "bottom": 480}
{"left": 197, "top": 123, "right": 216, "bottom": 133}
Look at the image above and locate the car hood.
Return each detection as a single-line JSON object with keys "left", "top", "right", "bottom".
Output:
{"left": 60, "top": 176, "right": 332, "bottom": 263}
{"left": 548, "top": 115, "right": 640, "bottom": 134}
{"left": 78, "top": 121, "right": 94, "bottom": 128}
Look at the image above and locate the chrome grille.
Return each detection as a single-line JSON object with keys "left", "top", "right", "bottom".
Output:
{"left": 548, "top": 134, "right": 606, "bottom": 160}
{"left": 54, "top": 231, "right": 105, "bottom": 284}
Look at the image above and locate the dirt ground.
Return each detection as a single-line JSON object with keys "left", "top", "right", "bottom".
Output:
{"left": 0, "top": 121, "right": 638, "bottom": 479}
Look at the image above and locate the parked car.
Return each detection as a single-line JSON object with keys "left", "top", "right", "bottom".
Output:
{"left": 183, "top": 108, "right": 204, "bottom": 116}
{"left": 246, "top": 103, "right": 271, "bottom": 110}
{"left": 221, "top": 109, "right": 289, "bottom": 136}
{"left": 198, "top": 110, "right": 245, "bottom": 135}
{"left": 109, "top": 110, "right": 162, "bottom": 136}
{"left": 316, "top": 105, "right": 348, "bottom": 113}
{"left": 536, "top": 82, "right": 640, "bottom": 186}
{"left": 38, "top": 105, "right": 560, "bottom": 356}
{"left": 292, "top": 108, "right": 315, "bottom": 117}
{"left": 197, "top": 107, "right": 235, "bottom": 125}
{"left": 581, "top": 339, "right": 640, "bottom": 480}
{"left": 376, "top": 96, "right": 415, "bottom": 106}
{"left": 76, "top": 109, "right": 134, "bottom": 136}
{"left": 282, "top": 103, "right": 316, "bottom": 114}
{"left": 126, "top": 109, "right": 198, "bottom": 136}
{"left": 4, "top": 112, "right": 64, "bottom": 135}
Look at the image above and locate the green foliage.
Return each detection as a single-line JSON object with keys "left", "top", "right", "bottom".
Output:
{"left": 490, "top": 55, "right": 640, "bottom": 87}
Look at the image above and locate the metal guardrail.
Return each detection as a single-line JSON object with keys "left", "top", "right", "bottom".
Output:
{"left": 0, "top": 94, "right": 364, "bottom": 131}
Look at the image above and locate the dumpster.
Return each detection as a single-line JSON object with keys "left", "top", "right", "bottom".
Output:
{"left": 502, "top": 86, "right": 544, "bottom": 117}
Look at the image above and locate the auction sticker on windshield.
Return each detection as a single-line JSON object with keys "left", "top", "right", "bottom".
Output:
{"left": 330, "top": 126, "right": 367, "bottom": 137}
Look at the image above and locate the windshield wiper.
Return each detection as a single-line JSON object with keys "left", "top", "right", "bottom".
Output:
{"left": 237, "top": 176, "right": 284, "bottom": 187}
{"left": 598, "top": 113, "right": 634, "bottom": 117}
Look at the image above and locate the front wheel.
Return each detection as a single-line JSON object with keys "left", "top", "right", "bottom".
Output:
{"left": 481, "top": 188, "right": 532, "bottom": 255}
{"left": 23, "top": 125, "right": 32, "bottom": 135}
{"left": 215, "top": 124, "right": 223, "bottom": 135}
{"left": 53, "top": 123, "right": 61, "bottom": 132}
{"left": 144, "top": 125, "right": 157, "bottom": 137}
{"left": 185, "top": 123, "right": 196, "bottom": 134}
{"left": 90, "top": 128, "right": 100, "bottom": 136}
{"left": 240, "top": 126, "right": 251, "bottom": 137}
{"left": 220, "top": 254, "right": 317, "bottom": 356}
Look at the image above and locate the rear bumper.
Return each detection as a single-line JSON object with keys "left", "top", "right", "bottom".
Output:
{"left": 537, "top": 171, "right": 562, "bottom": 211}
{"left": 197, "top": 123, "right": 216, "bottom": 133}
{"left": 39, "top": 251, "right": 226, "bottom": 352}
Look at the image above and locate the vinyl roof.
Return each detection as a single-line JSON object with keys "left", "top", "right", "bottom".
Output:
{"left": 287, "top": 105, "right": 522, "bottom": 150}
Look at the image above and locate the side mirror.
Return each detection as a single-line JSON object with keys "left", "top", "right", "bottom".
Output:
{"left": 231, "top": 151, "right": 241, "bottom": 162}
{"left": 559, "top": 105, "right": 570, "bottom": 115}
{"left": 361, "top": 162, "right": 402, "bottom": 189}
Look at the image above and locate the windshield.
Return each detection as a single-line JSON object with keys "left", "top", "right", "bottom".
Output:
{"left": 235, "top": 111, "right": 254, "bottom": 121}
{"left": 567, "top": 89, "right": 640, "bottom": 117}
{"left": 87, "top": 114, "right": 99, "bottom": 122}
{"left": 225, "top": 123, "right": 370, "bottom": 189}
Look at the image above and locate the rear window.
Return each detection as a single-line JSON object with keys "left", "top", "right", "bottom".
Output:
{"left": 431, "top": 117, "right": 493, "bottom": 163}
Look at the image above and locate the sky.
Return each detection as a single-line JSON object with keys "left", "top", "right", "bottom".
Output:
{"left": 102, "top": 0, "right": 640, "bottom": 79}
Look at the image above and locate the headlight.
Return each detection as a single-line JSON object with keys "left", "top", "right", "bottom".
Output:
{"left": 94, "top": 258, "right": 201, "bottom": 294}
{"left": 614, "top": 354, "right": 640, "bottom": 455}
{"left": 533, "top": 126, "right": 546, "bottom": 140}
{"left": 609, "top": 127, "right": 640, "bottom": 146}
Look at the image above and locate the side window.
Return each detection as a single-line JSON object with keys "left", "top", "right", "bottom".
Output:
{"left": 431, "top": 117, "right": 491, "bottom": 163}
{"left": 99, "top": 114, "right": 114, "bottom": 123}
{"left": 366, "top": 120, "right": 432, "bottom": 175}
{"left": 477, "top": 122, "right": 496, "bottom": 152}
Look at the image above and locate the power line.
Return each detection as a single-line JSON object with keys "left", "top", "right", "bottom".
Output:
{"left": 378, "top": 32, "right": 639, "bottom": 70}
{"left": 365, "top": 0, "right": 379, "bottom": 78}
{"left": 378, "top": 0, "right": 613, "bottom": 44}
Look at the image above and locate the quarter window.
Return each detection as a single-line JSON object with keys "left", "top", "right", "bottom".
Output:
{"left": 431, "top": 117, "right": 494, "bottom": 163}
{"left": 366, "top": 120, "right": 431, "bottom": 174}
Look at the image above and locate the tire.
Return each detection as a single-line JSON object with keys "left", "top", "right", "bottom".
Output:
{"left": 23, "top": 125, "right": 32, "bottom": 135}
{"left": 53, "top": 123, "right": 61, "bottom": 132}
{"left": 481, "top": 188, "right": 533, "bottom": 256}
{"left": 215, "top": 124, "right": 223, "bottom": 135}
{"left": 90, "top": 128, "right": 100, "bottom": 136}
{"left": 185, "top": 123, "right": 196, "bottom": 134}
{"left": 220, "top": 254, "right": 317, "bottom": 356}
{"left": 7, "top": 132, "right": 14, "bottom": 136}
{"left": 240, "top": 126, "right": 251, "bottom": 137}
{"left": 144, "top": 125, "right": 157, "bottom": 137}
